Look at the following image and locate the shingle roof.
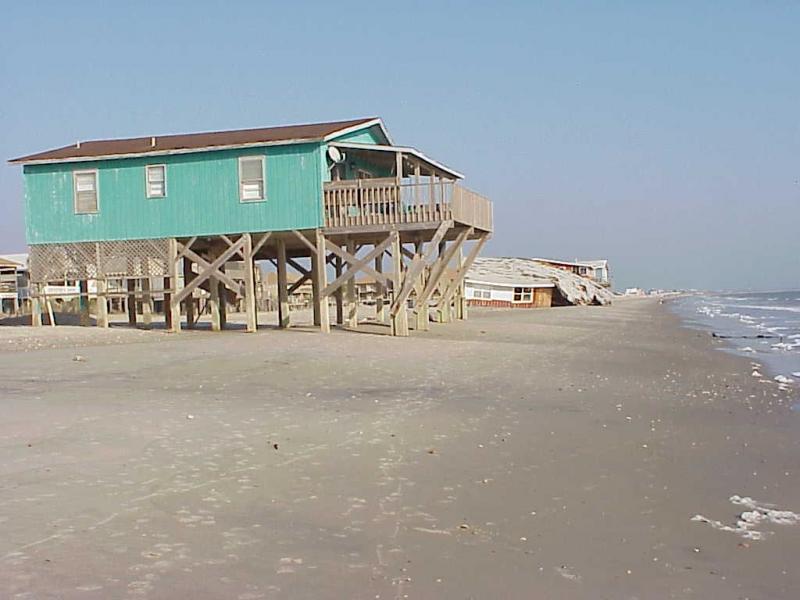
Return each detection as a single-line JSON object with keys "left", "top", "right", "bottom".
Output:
{"left": 10, "top": 117, "right": 383, "bottom": 165}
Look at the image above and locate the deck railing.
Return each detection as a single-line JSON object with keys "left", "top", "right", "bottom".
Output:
{"left": 323, "top": 178, "right": 492, "bottom": 232}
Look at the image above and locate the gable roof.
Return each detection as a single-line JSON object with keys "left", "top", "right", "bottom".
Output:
{"left": 9, "top": 117, "right": 391, "bottom": 165}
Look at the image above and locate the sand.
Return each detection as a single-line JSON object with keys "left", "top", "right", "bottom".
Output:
{"left": 1, "top": 299, "right": 798, "bottom": 599}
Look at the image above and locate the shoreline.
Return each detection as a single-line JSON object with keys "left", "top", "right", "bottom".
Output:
{"left": 663, "top": 294, "right": 800, "bottom": 396}
{"left": 1, "top": 299, "right": 799, "bottom": 598}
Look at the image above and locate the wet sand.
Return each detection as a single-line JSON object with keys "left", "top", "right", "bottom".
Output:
{"left": 1, "top": 299, "right": 799, "bottom": 599}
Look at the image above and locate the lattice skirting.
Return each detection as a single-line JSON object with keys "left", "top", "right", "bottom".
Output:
{"left": 29, "top": 239, "right": 171, "bottom": 282}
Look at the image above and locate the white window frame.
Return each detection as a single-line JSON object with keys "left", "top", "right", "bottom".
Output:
{"left": 145, "top": 164, "right": 167, "bottom": 198}
{"left": 73, "top": 169, "right": 99, "bottom": 214}
{"left": 239, "top": 155, "right": 266, "bottom": 202}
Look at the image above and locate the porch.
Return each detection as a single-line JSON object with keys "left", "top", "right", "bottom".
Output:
{"left": 323, "top": 178, "right": 493, "bottom": 233}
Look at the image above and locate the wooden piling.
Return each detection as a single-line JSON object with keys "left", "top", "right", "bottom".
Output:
{"left": 315, "top": 229, "right": 330, "bottom": 333}
{"left": 243, "top": 233, "right": 257, "bottom": 333}
{"left": 277, "top": 238, "right": 290, "bottom": 329}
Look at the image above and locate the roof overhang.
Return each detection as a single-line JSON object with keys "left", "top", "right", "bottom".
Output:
{"left": 329, "top": 141, "right": 464, "bottom": 179}
{"left": 10, "top": 138, "right": 329, "bottom": 166}
{"left": 9, "top": 117, "right": 394, "bottom": 166}
{"left": 322, "top": 118, "right": 393, "bottom": 145}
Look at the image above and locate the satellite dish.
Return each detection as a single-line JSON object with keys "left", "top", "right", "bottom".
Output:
{"left": 327, "top": 146, "right": 345, "bottom": 164}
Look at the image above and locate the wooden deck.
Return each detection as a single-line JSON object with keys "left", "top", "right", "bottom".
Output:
{"left": 323, "top": 178, "right": 493, "bottom": 233}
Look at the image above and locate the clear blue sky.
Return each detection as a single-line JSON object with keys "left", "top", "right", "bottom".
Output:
{"left": 1, "top": 1, "right": 798, "bottom": 291}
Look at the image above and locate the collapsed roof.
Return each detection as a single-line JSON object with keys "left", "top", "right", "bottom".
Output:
{"left": 468, "top": 257, "right": 614, "bottom": 306}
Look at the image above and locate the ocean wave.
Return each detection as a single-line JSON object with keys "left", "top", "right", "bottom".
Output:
{"left": 733, "top": 304, "right": 800, "bottom": 314}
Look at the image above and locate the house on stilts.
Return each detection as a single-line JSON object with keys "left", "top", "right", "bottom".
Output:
{"left": 9, "top": 118, "right": 492, "bottom": 335}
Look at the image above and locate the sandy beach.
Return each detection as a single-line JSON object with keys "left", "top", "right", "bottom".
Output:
{"left": 1, "top": 299, "right": 799, "bottom": 599}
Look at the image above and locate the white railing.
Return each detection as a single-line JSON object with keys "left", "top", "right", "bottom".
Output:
{"left": 323, "top": 178, "right": 492, "bottom": 231}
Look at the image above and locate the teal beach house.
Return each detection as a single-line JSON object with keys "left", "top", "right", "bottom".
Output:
{"left": 10, "top": 118, "right": 492, "bottom": 336}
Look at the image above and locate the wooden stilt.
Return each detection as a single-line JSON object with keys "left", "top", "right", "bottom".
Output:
{"left": 437, "top": 234, "right": 488, "bottom": 317}
{"left": 219, "top": 280, "right": 227, "bottom": 329}
{"left": 31, "top": 284, "right": 42, "bottom": 327}
{"left": 46, "top": 295, "right": 56, "bottom": 327}
{"left": 183, "top": 259, "right": 195, "bottom": 329}
{"left": 96, "top": 279, "right": 109, "bottom": 328}
{"left": 414, "top": 228, "right": 471, "bottom": 328}
{"left": 414, "top": 240, "right": 427, "bottom": 331}
{"left": 311, "top": 251, "right": 321, "bottom": 327}
{"left": 276, "top": 238, "right": 290, "bottom": 329}
{"left": 243, "top": 233, "right": 257, "bottom": 333}
{"left": 168, "top": 239, "right": 181, "bottom": 333}
{"left": 252, "top": 258, "right": 260, "bottom": 330}
{"left": 209, "top": 274, "right": 221, "bottom": 331}
{"left": 457, "top": 245, "right": 467, "bottom": 320}
{"left": 314, "top": 229, "right": 330, "bottom": 333}
{"left": 334, "top": 254, "right": 344, "bottom": 325}
{"left": 80, "top": 280, "right": 91, "bottom": 326}
{"left": 126, "top": 279, "right": 137, "bottom": 326}
{"left": 390, "top": 232, "right": 409, "bottom": 337}
{"left": 163, "top": 277, "right": 173, "bottom": 330}
{"left": 345, "top": 237, "right": 358, "bottom": 328}
{"left": 374, "top": 252, "right": 385, "bottom": 322}
{"left": 140, "top": 278, "right": 152, "bottom": 329}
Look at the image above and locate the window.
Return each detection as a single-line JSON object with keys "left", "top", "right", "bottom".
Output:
{"left": 73, "top": 170, "right": 98, "bottom": 214}
{"left": 239, "top": 156, "right": 265, "bottom": 201}
{"left": 513, "top": 287, "right": 533, "bottom": 302}
{"left": 146, "top": 165, "right": 166, "bottom": 198}
{"left": 469, "top": 285, "right": 492, "bottom": 300}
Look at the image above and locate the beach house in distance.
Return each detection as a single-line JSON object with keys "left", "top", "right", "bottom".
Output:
{"left": 9, "top": 118, "right": 493, "bottom": 336}
{"left": 465, "top": 257, "right": 613, "bottom": 308}
{"left": 533, "top": 257, "right": 611, "bottom": 288}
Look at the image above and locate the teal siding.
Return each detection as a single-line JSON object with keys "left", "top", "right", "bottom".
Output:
{"left": 24, "top": 143, "right": 323, "bottom": 244}
{"left": 329, "top": 124, "right": 388, "bottom": 145}
{"left": 321, "top": 124, "right": 392, "bottom": 183}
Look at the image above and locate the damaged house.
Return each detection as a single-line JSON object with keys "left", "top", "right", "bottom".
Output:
{"left": 465, "top": 257, "right": 614, "bottom": 308}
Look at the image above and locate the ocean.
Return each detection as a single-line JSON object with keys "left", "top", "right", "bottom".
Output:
{"left": 671, "top": 291, "right": 800, "bottom": 385}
